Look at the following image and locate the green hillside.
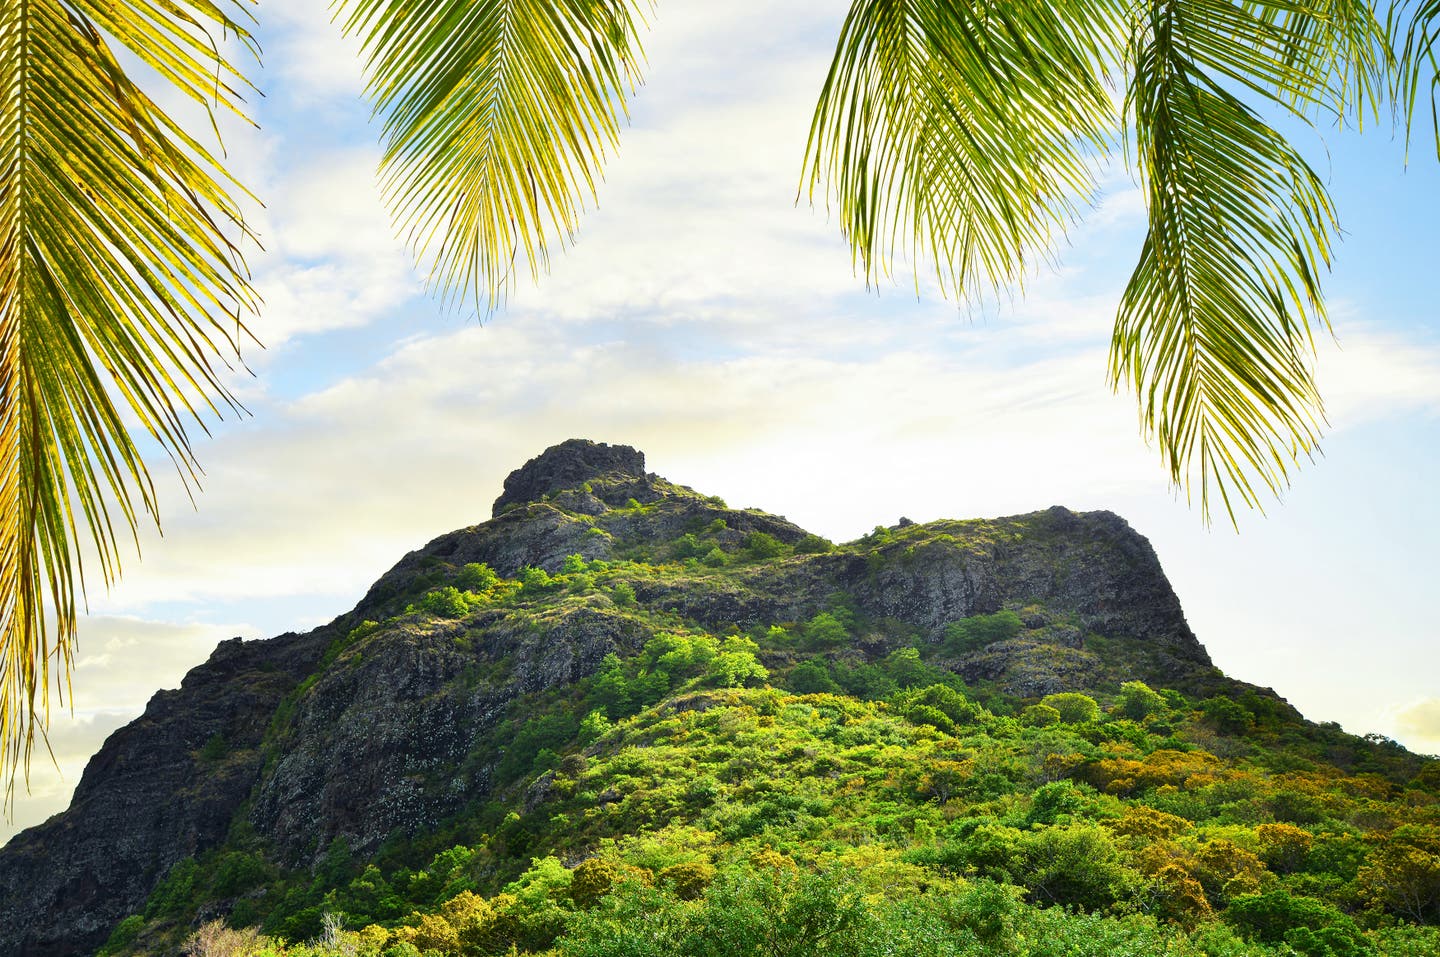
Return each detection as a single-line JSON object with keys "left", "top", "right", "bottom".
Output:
{"left": 104, "top": 557, "right": 1437, "bottom": 956}
{"left": 6, "top": 441, "right": 1434, "bottom": 957}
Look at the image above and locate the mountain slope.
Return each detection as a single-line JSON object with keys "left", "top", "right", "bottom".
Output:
{"left": 0, "top": 440, "right": 1432, "bottom": 957}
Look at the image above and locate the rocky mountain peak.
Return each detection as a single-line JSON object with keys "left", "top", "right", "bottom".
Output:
{"left": 0, "top": 441, "right": 1262, "bottom": 957}
{"left": 491, "top": 439, "right": 647, "bottom": 518}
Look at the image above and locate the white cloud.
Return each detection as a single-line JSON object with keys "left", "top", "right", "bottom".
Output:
{"left": 246, "top": 149, "right": 420, "bottom": 349}
{"left": 265, "top": 2, "right": 369, "bottom": 108}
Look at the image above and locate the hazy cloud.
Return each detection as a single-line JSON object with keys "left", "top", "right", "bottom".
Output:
{"left": 1395, "top": 699, "right": 1440, "bottom": 756}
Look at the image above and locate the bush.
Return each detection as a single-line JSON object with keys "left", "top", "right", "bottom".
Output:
{"left": 1226, "top": 890, "right": 1370, "bottom": 956}
{"left": 671, "top": 534, "right": 709, "bottom": 561}
{"left": 1355, "top": 834, "right": 1440, "bottom": 923}
{"left": 1200, "top": 696, "right": 1253, "bottom": 733}
{"left": 455, "top": 562, "right": 500, "bottom": 591}
{"left": 743, "top": 531, "right": 786, "bottom": 559}
{"left": 415, "top": 585, "right": 475, "bottom": 619}
{"left": 882, "top": 647, "right": 939, "bottom": 689}
{"left": 180, "top": 920, "right": 262, "bottom": 957}
{"left": 1021, "top": 704, "right": 1061, "bottom": 727}
{"left": 660, "top": 860, "right": 717, "bottom": 900}
{"left": 941, "top": 611, "right": 1022, "bottom": 654}
{"left": 1026, "top": 781, "right": 1088, "bottom": 826}
{"left": 936, "top": 878, "right": 1022, "bottom": 945}
{"left": 411, "top": 912, "right": 460, "bottom": 952}
{"left": 905, "top": 704, "right": 955, "bottom": 733}
{"left": 1115, "top": 681, "right": 1166, "bottom": 721}
{"left": 794, "top": 534, "right": 834, "bottom": 554}
{"left": 802, "top": 612, "right": 850, "bottom": 649}
{"left": 1039, "top": 692, "right": 1100, "bottom": 724}
{"left": 1256, "top": 823, "right": 1314, "bottom": 873}
{"left": 97, "top": 915, "right": 144, "bottom": 956}
{"left": 520, "top": 566, "right": 558, "bottom": 594}
{"left": 788, "top": 660, "right": 840, "bottom": 694}
{"left": 705, "top": 636, "right": 768, "bottom": 688}
{"left": 900, "top": 684, "right": 982, "bottom": 726}
{"left": 1020, "top": 823, "right": 1137, "bottom": 912}
{"left": 572, "top": 858, "right": 623, "bottom": 909}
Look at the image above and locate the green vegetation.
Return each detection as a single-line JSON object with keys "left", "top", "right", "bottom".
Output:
{"left": 942, "top": 611, "right": 1024, "bottom": 654}
{"left": 83, "top": 504, "right": 1440, "bottom": 957}
{"left": 103, "top": 659, "right": 1439, "bottom": 954}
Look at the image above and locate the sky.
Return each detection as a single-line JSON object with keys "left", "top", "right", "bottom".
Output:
{"left": 4, "top": 0, "right": 1439, "bottom": 841}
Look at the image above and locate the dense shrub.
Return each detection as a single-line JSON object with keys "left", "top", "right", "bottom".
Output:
{"left": 942, "top": 611, "right": 1023, "bottom": 654}
{"left": 743, "top": 531, "right": 786, "bottom": 559}
{"left": 1226, "top": 890, "right": 1370, "bottom": 956}
{"left": 1115, "top": 681, "right": 1167, "bottom": 721}
{"left": 1040, "top": 692, "right": 1100, "bottom": 724}
{"left": 802, "top": 612, "right": 850, "bottom": 649}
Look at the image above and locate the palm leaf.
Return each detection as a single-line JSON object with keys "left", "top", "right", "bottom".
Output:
{"left": 337, "top": 0, "right": 647, "bottom": 309}
{"left": 0, "top": 0, "right": 259, "bottom": 796}
{"left": 1394, "top": 0, "right": 1440, "bottom": 157}
{"left": 803, "top": 0, "right": 1123, "bottom": 299}
{"left": 807, "top": 0, "right": 1393, "bottom": 523}
{"left": 1112, "top": 0, "right": 1388, "bottom": 522}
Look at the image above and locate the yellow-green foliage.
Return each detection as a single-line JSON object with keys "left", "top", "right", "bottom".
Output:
{"left": 105, "top": 603, "right": 1440, "bottom": 957}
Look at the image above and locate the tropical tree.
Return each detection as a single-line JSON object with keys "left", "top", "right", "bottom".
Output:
{"left": 2, "top": 0, "right": 1438, "bottom": 791}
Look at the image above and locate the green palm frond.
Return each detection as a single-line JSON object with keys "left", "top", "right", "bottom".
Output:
{"left": 803, "top": 0, "right": 1123, "bottom": 298}
{"left": 1395, "top": 0, "right": 1440, "bottom": 157}
{"left": 338, "top": 0, "right": 647, "bottom": 310}
{"left": 1114, "top": 0, "right": 1386, "bottom": 523}
{"left": 806, "top": 0, "right": 1394, "bottom": 523}
{"left": 1217, "top": 0, "right": 1389, "bottom": 118}
{"left": 1, "top": 0, "right": 259, "bottom": 794}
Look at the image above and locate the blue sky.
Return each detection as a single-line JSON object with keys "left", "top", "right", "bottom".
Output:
{"left": 4, "top": 0, "right": 1439, "bottom": 840}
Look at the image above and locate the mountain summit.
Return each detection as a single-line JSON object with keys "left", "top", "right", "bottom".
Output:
{"left": 491, "top": 440, "right": 650, "bottom": 517}
{"left": 1, "top": 442, "right": 1428, "bottom": 957}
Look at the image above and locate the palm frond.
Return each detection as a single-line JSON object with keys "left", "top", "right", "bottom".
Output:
{"left": 337, "top": 0, "right": 647, "bottom": 310}
{"left": 1394, "top": 0, "right": 1440, "bottom": 157}
{"left": 1113, "top": 0, "right": 1352, "bottom": 523}
{"left": 802, "top": 0, "right": 1124, "bottom": 299}
{"left": 1213, "top": 1, "right": 1391, "bottom": 121}
{"left": 0, "top": 0, "right": 259, "bottom": 796}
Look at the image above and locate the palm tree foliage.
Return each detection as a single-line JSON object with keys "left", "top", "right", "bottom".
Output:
{"left": 1396, "top": 0, "right": 1440, "bottom": 156}
{"left": 0, "top": 0, "right": 258, "bottom": 792}
{"left": 1, "top": 0, "right": 1438, "bottom": 787}
{"left": 336, "top": 0, "right": 646, "bottom": 309}
{"left": 803, "top": 0, "right": 1394, "bottom": 521}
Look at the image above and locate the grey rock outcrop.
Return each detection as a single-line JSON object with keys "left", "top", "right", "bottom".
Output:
{"left": 491, "top": 440, "right": 648, "bottom": 517}
{"left": 0, "top": 631, "right": 328, "bottom": 957}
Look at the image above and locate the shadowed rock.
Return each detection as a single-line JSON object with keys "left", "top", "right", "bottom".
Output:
{"left": 491, "top": 440, "right": 647, "bottom": 518}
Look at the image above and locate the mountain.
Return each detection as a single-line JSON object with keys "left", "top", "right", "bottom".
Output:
{"left": 1, "top": 440, "right": 1434, "bottom": 957}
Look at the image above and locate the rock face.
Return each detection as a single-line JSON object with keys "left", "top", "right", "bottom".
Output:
{"left": 0, "top": 440, "right": 1227, "bottom": 956}
{"left": 491, "top": 439, "right": 648, "bottom": 518}
{"left": 0, "top": 631, "right": 329, "bottom": 957}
